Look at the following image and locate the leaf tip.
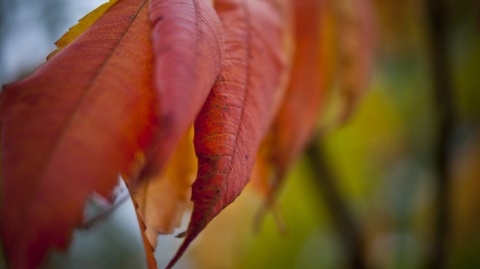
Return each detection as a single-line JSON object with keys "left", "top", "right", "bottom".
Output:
{"left": 166, "top": 241, "right": 189, "bottom": 269}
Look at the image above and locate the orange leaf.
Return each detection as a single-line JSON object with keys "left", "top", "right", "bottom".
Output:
{"left": 47, "top": 0, "right": 120, "bottom": 60}
{"left": 133, "top": 128, "right": 197, "bottom": 248}
{"left": 251, "top": 133, "right": 276, "bottom": 199}
{"left": 273, "top": 0, "right": 333, "bottom": 178}
{"left": 0, "top": 0, "right": 155, "bottom": 267}
{"left": 251, "top": 0, "right": 337, "bottom": 206}
{"left": 139, "top": 0, "right": 224, "bottom": 179}
{"left": 334, "top": 0, "right": 376, "bottom": 122}
{"left": 167, "top": 0, "right": 293, "bottom": 267}
{"left": 131, "top": 194, "right": 158, "bottom": 269}
{"left": 252, "top": 0, "right": 376, "bottom": 205}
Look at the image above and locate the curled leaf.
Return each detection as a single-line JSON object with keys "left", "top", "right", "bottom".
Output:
{"left": 167, "top": 0, "right": 293, "bottom": 267}
{"left": 133, "top": 128, "right": 197, "bottom": 248}
{"left": 139, "top": 0, "right": 224, "bottom": 180}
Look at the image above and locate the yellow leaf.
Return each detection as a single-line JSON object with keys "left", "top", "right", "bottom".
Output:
{"left": 134, "top": 128, "right": 197, "bottom": 248}
{"left": 47, "top": 0, "right": 119, "bottom": 60}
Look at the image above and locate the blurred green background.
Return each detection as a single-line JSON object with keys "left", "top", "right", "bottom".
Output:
{"left": 1, "top": 0, "right": 479, "bottom": 268}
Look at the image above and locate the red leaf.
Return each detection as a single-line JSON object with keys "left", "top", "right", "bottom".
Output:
{"left": 271, "top": 0, "right": 332, "bottom": 179}
{"left": 139, "top": 0, "right": 224, "bottom": 179}
{"left": 0, "top": 0, "right": 155, "bottom": 267}
{"left": 131, "top": 194, "right": 158, "bottom": 269}
{"left": 252, "top": 0, "right": 376, "bottom": 206}
{"left": 250, "top": 0, "right": 336, "bottom": 228}
{"left": 167, "top": 0, "right": 293, "bottom": 267}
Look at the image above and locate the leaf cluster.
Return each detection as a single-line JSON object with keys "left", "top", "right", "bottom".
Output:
{"left": 0, "top": 0, "right": 375, "bottom": 268}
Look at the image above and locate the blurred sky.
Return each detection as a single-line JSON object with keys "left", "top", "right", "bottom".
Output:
{"left": 0, "top": 0, "right": 107, "bottom": 85}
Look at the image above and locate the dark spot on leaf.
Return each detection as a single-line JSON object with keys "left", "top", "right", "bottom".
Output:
{"left": 160, "top": 114, "right": 172, "bottom": 129}
{"left": 152, "top": 16, "right": 163, "bottom": 25}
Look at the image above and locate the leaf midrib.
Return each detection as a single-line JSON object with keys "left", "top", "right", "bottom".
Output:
{"left": 14, "top": 0, "right": 149, "bottom": 255}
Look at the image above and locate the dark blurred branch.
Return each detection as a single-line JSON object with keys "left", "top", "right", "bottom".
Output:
{"left": 306, "top": 140, "right": 367, "bottom": 269}
{"left": 476, "top": 1, "right": 480, "bottom": 34}
{"left": 424, "top": 0, "right": 456, "bottom": 268}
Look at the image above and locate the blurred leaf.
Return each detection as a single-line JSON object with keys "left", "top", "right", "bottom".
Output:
{"left": 334, "top": 0, "right": 376, "bottom": 122}
{"left": 450, "top": 135, "right": 480, "bottom": 268}
{"left": 250, "top": 0, "right": 334, "bottom": 203}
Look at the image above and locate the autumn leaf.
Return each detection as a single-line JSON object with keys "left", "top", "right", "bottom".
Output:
{"left": 253, "top": 0, "right": 375, "bottom": 205}
{"left": 248, "top": 0, "right": 338, "bottom": 233}
{"left": 273, "top": 0, "right": 333, "bottom": 179}
{"left": 133, "top": 128, "right": 197, "bottom": 248}
{"left": 248, "top": 1, "right": 377, "bottom": 236}
{"left": 47, "top": 0, "right": 119, "bottom": 60}
{"left": 334, "top": 0, "right": 376, "bottom": 122}
{"left": 131, "top": 194, "right": 158, "bottom": 269}
{"left": 138, "top": 0, "right": 224, "bottom": 180}
{"left": 250, "top": 0, "right": 336, "bottom": 206}
{"left": 251, "top": 132, "right": 276, "bottom": 200}
{"left": 0, "top": 0, "right": 155, "bottom": 267}
{"left": 250, "top": 134, "right": 287, "bottom": 233}
{"left": 167, "top": 0, "right": 294, "bottom": 267}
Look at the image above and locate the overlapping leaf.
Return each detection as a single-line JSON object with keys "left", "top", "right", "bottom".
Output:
{"left": 167, "top": 0, "right": 294, "bottom": 267}
{"left": 0, "top": 0, "right": 154, "bottom": 267}
{"left": 47, "top": 0, "right": 119, "bottom": 60}
{"left": 131, "top": 195, "right": 158, "bottom": 269}
{"left": 133, "top": 128, "right": 197, "bottom": 248}
{"left": 138, "top": 0, "right": 224, "bottom": 180}
{"left": 252, "top": 0, "right": 375, "bottom": 207}
{"left": 130, "top": 0, "right": 224, "bottom": 256}
{"left": 334, "top": 0, "right": 376, "bottom": 121}
{"left": 0, "top": 0, "right": 379, "bottom": 267}
{"left": 251, "top": 0, "right": 336, "bottom": 205}
{"left": 271, "top": 0, "right": 333, "bottom": 181}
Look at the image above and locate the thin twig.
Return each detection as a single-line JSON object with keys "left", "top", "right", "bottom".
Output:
{"left": 80, "top": 191, "right": 131, "bottom": 230}
{"left": 306, "top": 140, "right": 367, "bottom": 269}
{"left": 424, "top": 0, "right": 456, "bottom": 268}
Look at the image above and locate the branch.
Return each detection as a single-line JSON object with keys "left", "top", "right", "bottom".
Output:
{"left": 306, "top": 140, "right": 367, "bottom": 269}
{"left": 424, "top": 0, "right": 456, "bottom": 268}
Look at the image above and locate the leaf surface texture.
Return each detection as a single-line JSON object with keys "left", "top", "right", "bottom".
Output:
{"left": 140, "top": 0, "right": 224, "bottom": 179}
{"left": 167, "top": 0, "right": 293, "bottom": 266}
{"left": 133, "top": 128, "right": 197, "bottom": 248}
{"left": 0, "top": 0, "right": 154, "bottom": 267}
